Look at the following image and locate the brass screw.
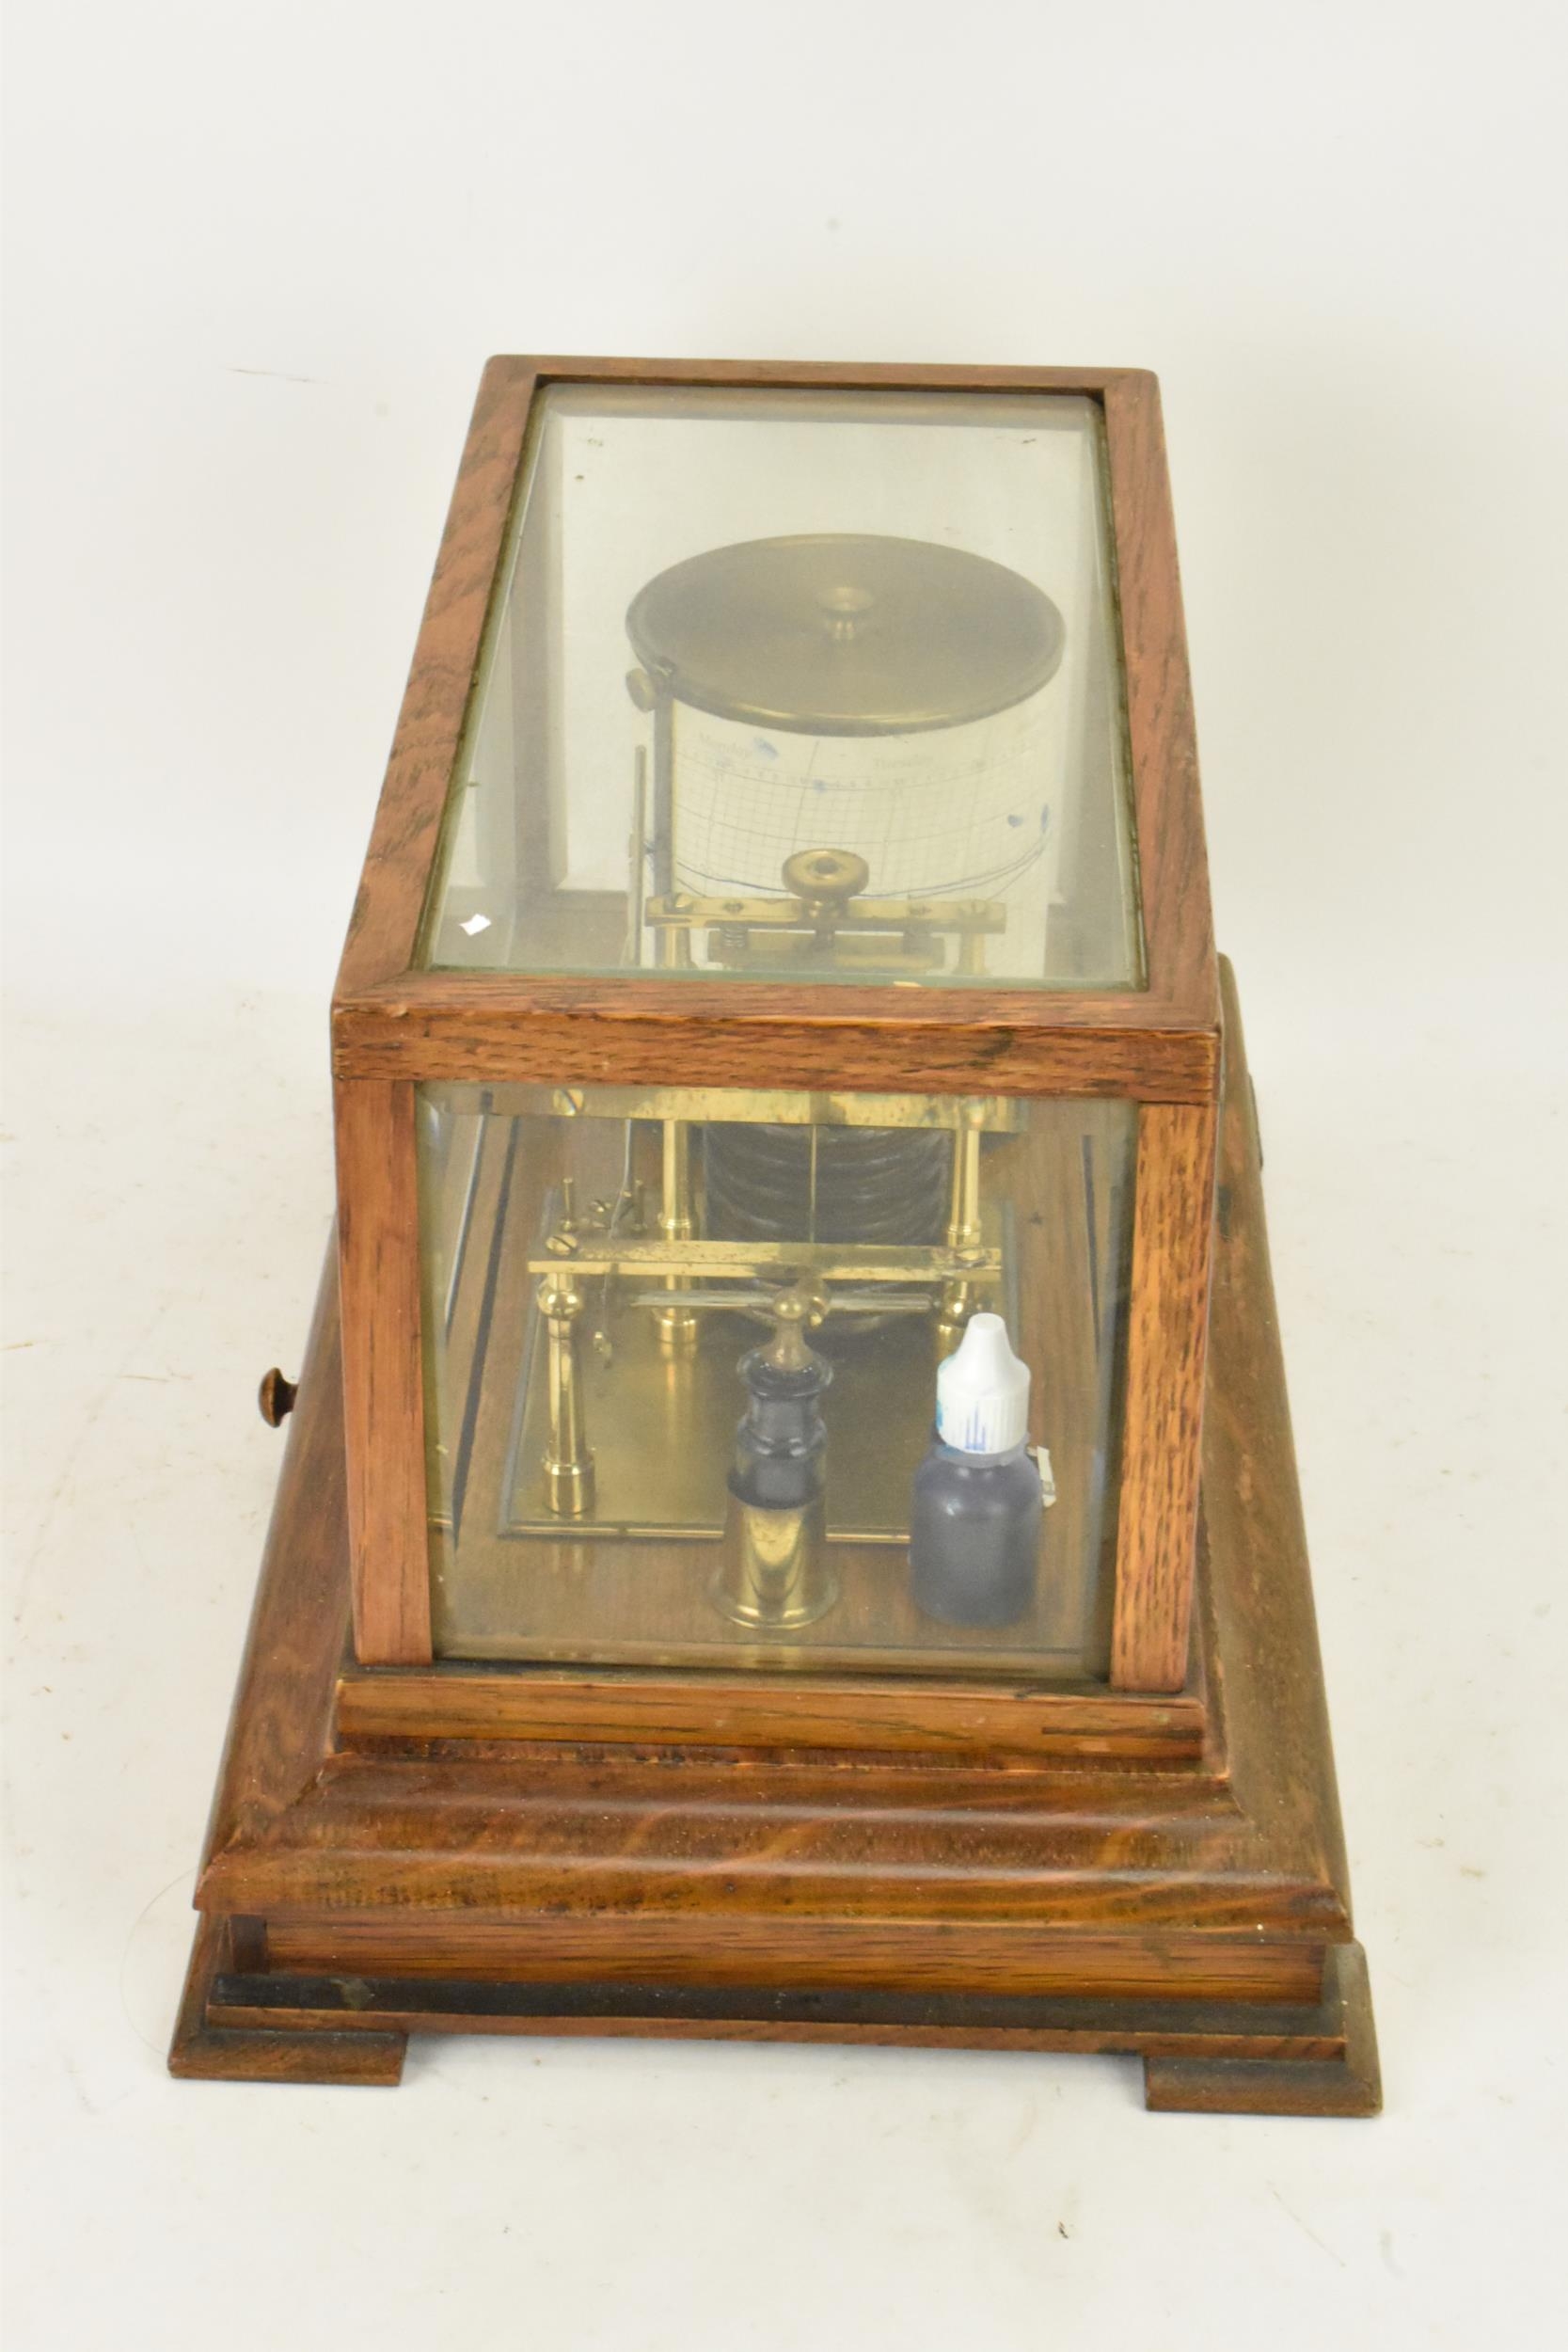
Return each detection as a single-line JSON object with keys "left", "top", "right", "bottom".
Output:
{"left": 258, "top": 1368, "right": 297, "bottom": 1426}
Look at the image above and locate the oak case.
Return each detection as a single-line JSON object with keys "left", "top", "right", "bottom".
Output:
{"left": 172, "top": 359, "right": 1377, "bottom": 2114}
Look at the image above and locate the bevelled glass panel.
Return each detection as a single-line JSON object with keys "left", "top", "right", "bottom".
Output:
{"left": 419, "top": 385, "right": 1143, "bottom": 990}
{"left": 417, "top": 1078, "right": 1136, "bottom": 1677}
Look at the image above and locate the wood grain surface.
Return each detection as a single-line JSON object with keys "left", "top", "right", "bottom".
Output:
{"left": 333, "top": 1080, "right": 431, "bottom": 1662}
{"left": 334, "top": 1667, "right": 1205, "bottom": 1760}
{"left": 335, "top": 357, "right": 536, "bottom": 996}
{"left": 1101, "top": 373, "right": 1217, "bottom": 1019}
{"left": 1111, "top": 1100, "right": 1218, "bottom": 1689}
{"left": 332, "top": 979, "right": 1218, "bottom": 1100}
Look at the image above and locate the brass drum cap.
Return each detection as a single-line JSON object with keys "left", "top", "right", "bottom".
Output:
{"left": 626, "top": 533, "right": 1066, "bottom": 736}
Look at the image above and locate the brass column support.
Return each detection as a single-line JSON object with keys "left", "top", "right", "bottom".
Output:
{"left": 626, "top": 662, "right": 692, "bottom": 971}
{"left": 938, "top": 1102, "right": 988, "bottom": 1352}
{"left": 656, "top": 1118, "right": 699, "bottom": 1353}
{"left": 538, "top": 1271, "right": 594, "bottom": 1517}
{"left": 946, "top": 1104, "right": 986, "bottom": 1254}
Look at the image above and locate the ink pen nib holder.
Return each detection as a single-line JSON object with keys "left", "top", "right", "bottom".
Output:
{"left": 713, "top": 1288, "right": 838, "bottom": 1630}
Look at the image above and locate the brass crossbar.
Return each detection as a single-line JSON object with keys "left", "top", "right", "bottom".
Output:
{"left": 524, "top": 1238, "right": 1004, "bottom": 1283}
{"left": 646, "top": 892, "right": 1007, "bottom": 935}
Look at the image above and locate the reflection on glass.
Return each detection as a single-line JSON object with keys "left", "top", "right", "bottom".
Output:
{"left": 420, "top": 386, "right": 1143, "bottom": 989}
{"left": 417, "top": 1079, "right": 1136, "bottom": 1678}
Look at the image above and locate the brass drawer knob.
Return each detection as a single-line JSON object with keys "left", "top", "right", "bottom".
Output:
{"left": 258, "top": 1368, "right": 297, "bottom": 1427}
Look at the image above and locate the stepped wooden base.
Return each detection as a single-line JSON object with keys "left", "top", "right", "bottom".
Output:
{"left": 172, "top": 1915, "right": 1377, "bottom": 2114}
{"left": 172, "top": 965, "right": 1378, "bottom": 2114}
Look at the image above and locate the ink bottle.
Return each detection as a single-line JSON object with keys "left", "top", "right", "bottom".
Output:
{"left": 909, "top": 1313, "right": 1042, "bottom": 1628}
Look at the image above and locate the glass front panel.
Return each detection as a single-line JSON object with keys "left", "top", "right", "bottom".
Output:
{"left": 418, "top": 1080, "right": 1135, "bottom": 1678}
{"left": 420, "top": 385, "right": 1143, "bottom": 990}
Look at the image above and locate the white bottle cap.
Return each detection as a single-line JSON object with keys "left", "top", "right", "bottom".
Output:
{"left": 936, "top": 1313, "right": 1031, "bottom": 1454}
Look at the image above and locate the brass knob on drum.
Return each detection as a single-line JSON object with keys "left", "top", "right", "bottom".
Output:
{"left": 783, "top": 847, "right": 870, "bottom": 922}
{"left": 816, "top": 581, "right": 876, "bottom": 643}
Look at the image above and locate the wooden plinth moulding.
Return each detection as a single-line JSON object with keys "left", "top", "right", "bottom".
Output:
{"left": 172, "top": 963, "right": 1379, "bottom": 2114}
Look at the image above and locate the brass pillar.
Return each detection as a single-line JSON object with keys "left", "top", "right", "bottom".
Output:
{"left": 539, "top": 1271, "right": 594, "bottom": 1516}
{"left": 656, "top": 1118, "right": 699, "bottom": 1353}
{"left": 938, "top": 1102, "right": 987, "bottom": 1352}
{"left": 946, "top": 1104, "right": 985, "bottom": 1254}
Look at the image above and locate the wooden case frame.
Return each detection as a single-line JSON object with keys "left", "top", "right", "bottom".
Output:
{"left": 174, "top": 961, "right": 1377, "bottom": 2112}
{"left": 330, "top": 358, "right": 1221, "bottom": 1694}
{"left": 172, "top": 361, "right": 1376, "bottom": 2111}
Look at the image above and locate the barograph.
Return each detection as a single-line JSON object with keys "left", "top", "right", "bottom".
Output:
{"left": 171, "top": 360, "right": 1377, "bottom": 2115}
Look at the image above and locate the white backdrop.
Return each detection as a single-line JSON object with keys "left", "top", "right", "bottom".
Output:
{"left": 4, "top": 5, "right": 1565, "bottom": 2348}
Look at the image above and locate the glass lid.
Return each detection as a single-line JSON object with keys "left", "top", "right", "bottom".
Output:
{"left": 419, "top": 382, "right": 1144, "bottom": 992}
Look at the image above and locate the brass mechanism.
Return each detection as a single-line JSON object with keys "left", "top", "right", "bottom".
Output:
{"left": 623, "top": 535, "right": 1064, "bottom": 980}
{"left": 525, "top": 530, "right": 1049, "bottom": 1577}
{"left": 531, "top": 1090, "right": 1014, "bottom": 1548}
{"left": 647, "top": 847, "right": 1006, "bottom": 976}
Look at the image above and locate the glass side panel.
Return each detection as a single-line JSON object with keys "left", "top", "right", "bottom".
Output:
{"left": 418, "top": 1079, "right": 1136, "bottom": 1678}
{"left": 420, "top": 384, "right": 1143, "bottom": 990}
